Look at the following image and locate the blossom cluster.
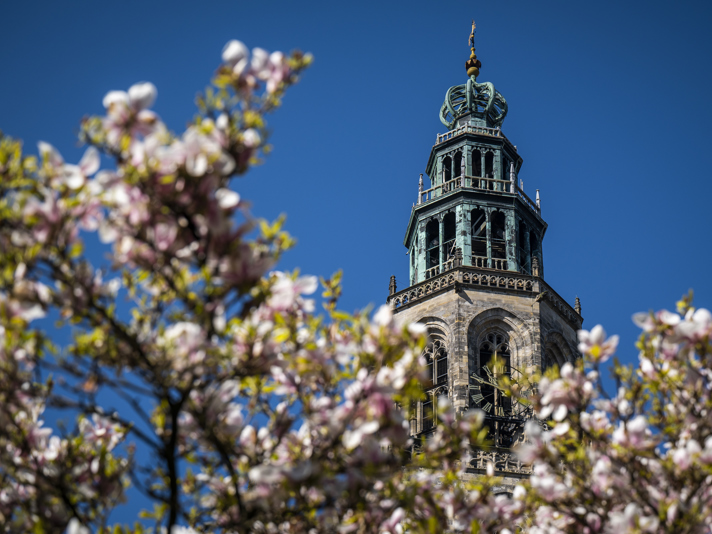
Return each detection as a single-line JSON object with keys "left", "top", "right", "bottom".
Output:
{"left": 511, "top": 304, "right": 712, "bottom": 533}
{"left": 1, "top": 38, "right": 508, "bottom": 534}
{"left": 3, "top": 35, "right": 712, "bottom": 534}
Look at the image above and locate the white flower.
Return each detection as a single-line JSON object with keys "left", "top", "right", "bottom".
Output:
{"left": 373, "top": 305, "right": 393, "bottom": 327}
{"left": 577, "top": 325, "right": 618, "bottom": 363}
{"left": 215, "top": 188, "right": 240, "bottom": 209}
{"left": 127, "top": 82, "right": 157, "bottom": 111}
{"left": 66, "top": 519, "right": 90, "bottom": 534}
{"left": 243, "top": 128, "right": 261, "bottom": 148}
{"left": 222, "top": 40, "right": 249, "bottom": 66}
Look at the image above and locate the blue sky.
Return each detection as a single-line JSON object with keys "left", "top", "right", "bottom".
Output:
{"left": 3, "top": 0, "right": 712, "bottom": 372}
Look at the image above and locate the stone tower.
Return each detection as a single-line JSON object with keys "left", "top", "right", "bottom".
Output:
{"left": 387, "top": 22, "right": 583, "bottom": 480}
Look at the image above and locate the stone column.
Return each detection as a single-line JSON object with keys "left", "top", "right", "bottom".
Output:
{"left": 536, "top": 231, "right": 544, "bottom": 278}
{"left": 464, "top": 145, "right": 472, "bottom": 182}
{"left": 451, "top": 307, "right": 469, "bottom": 415}
{"left": 455, "top": 205, "right": 467, "bottom": 264}
{"left": 438, "top": 214, "right": 444, "bottom": 271}
{"left": 435, "top": 157, "right": 443, "bottom": 197}
{"left": 409, "top": 243, "right": 414, "bottom": 285}
{"left": 485, "top": 208, "right": 492, "bottom": 269}
{"left": 416, "top": 222, "right": 427, "bottom": 283}
{"left": 461, "top": 205, "right": 472, "bottom": 267}
{"left": 505, "top": 210, "right": 518, "bottom": 272}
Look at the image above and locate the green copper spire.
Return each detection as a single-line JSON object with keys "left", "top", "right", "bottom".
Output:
{"left": 439, "top": 21, "right": 508, "bottom": 130}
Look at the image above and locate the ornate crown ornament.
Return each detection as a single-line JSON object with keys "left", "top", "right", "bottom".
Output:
{"left": 439, "top": 21, "right": 508, "bottom": 130}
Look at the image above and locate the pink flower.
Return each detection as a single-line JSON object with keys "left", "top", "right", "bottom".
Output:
{"left": 611, "top": 416, "right": 654, "bottom": 450}
{"left": 160, "top": 322, "right": 206, "bottom": 372}
{"left": 632, "top": 309, "right": 681, "bottom": 332}
{"left": 79, "top": 414, "right": 123, "bottom": 450}
{"left": 577, "top": 325, "right": 619, "bottom": 363}
{"left": 538, "top": 363, "right": 588, "bottom": 421}
{"left": 380, "top": 507, "right": 405, "bottom": 534}
{"left": 102, "top": 82, "right": 159, "bottom": 149}
{"left": 266, "top": 272, "right": 317, "bottom": 313}
{"left": 580, "top": 410, "right": 611, "bottom": 433}
{"left": 37, "top": 142, "right": 100, "bottom": 190}
{"left": 222, "top": 40, "right": 249, "bottom": 73}
{"left": 674, "top": 308, "right": 712, "bottom": 343}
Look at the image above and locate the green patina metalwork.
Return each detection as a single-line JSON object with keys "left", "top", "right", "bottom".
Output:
{"left": 439, "top": 76, "right": 508, "bottom": 130}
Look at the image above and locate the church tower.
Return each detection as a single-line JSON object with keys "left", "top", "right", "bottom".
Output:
{"left": 387, "top": 23, "right": 583, "bottom": 479}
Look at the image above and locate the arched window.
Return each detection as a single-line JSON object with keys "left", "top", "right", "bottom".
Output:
{"left": 426, "top": 219, "right": 439, "bottom": 270}
{"left": 453, "top": 152, "right": 462, "bottom": 178}
{"left": 472, "top": 149, "right": 482, "bottom": 177}
{"left": 484, "top": 152, "right": 494, "bottom": 181}
{"left": 518, "top": 221, "right": 530, "bottom": 274}
{"left": 543, "top": 342, "right": 567, "bottom": 371}
{"left": 442, "top": 212, "right": 456, "bottom": 263}
{"left": 420, "top": 334, "right": 448, "bottom": 433}
{"left": 410, "top": 239, "right": 416, "bottom": 284}
{"left": 471, "top": 208, "right": 487, "bottom": 263}
{"left": 491, "top": 212, "right": 506, "bottom": 260}
{"left": 529, "top": 230, "right": 540, "bottom": 274}
{"left": 443, "top": 156, "right": 452, "bottom": 183}
{"left": 477, "top": 332, "right": 511, "bottom": 417}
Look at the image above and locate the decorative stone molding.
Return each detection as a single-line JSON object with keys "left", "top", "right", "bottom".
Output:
{"left": 387, "top": 266, "right": 536, "bottom": 310}
{"left": 468, "top": 449, "right": 532, "bottom": 476}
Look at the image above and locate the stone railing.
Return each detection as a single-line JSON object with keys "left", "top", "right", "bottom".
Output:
{"left": 420, "top": 175, "right": 511, "bottom": 202}
{"left": 418, "top": 175, "right": 541, "bottom": 218}
{"left": 471, "top": 256, "right": 487, "bottom": 269}
{"left": 388, "top": 265, "right": 535, "bottom": 310}
{"left": 468, "top": 449, "right": 532, "bottom": 476}
{"left": 424, "top": 255, "right": 464, "bottom": 280}
{"left": 516, "top": 187, "right": 540, "bottom": 216}
{"left": 410, "top": 439, "right": 532, "bottom": 476}
{"left": 435, "top": 124, "right": 503, "bottom": 145}
{"left": 434, "top": 125, "right": 518, "bottom": 159}
{"left": 470, "top": 256, "right": 507, "bottom": 270}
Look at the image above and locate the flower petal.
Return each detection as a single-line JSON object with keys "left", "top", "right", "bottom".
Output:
{"left": 79, "top": 146, "right": 100, "bottom": 176}
{"left": 222, "top": 40, "right": 249, "bottom": 66}
{"left": 102, "top": 90, "right": 129, "bottom": 110}
{"left": 215, "top": 188, "right": 240, "bottom": 209}
{"left": 128, "top": 82, "right": 157, "bottom": 111}
{"left": 38, "top": 141, "right": 63, "bottom": 166}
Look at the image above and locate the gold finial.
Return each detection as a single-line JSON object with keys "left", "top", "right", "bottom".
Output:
{"left": 466, "top": 19, "right": 482, "bottom": 79}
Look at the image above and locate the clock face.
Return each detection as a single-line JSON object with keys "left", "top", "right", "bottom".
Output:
{"left": 469, "top": 362, "right": 531, "bottom": 417}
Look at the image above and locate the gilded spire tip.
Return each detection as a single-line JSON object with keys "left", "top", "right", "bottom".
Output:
{"left": 466, "top": 19, "right": 481, "bottom": 79}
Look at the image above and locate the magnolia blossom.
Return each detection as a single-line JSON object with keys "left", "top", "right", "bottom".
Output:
{"left": 38, "top": 142, "right": 100, "bottom": 190}
{"left": 159, "top": 321, "right": 206, "bottom": 371}
{"left": 79, "top": 414, "right": 124, "bottom": 450}
{"left": 102, "top": 82, "right": 159, "bottom": 148}
{"left": 577, "top": 324, "right": 619, "bottom": 363}
{"left": 265, "top": 271, "right": 318, "bottom": 313}
{"left": 537, "top": 362, "right": 593, "bottom": 421}
{"left": 632, "top": 309, "right": 681, "bottom": 332}
{"left": 5, "top": 35, "right": 712, "bottom": 534}
{"left": 221, "top": 40, "right": 293, "bottom": 94}
{"left": 674, "top": 307, "right": 712, "bottom": 343}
